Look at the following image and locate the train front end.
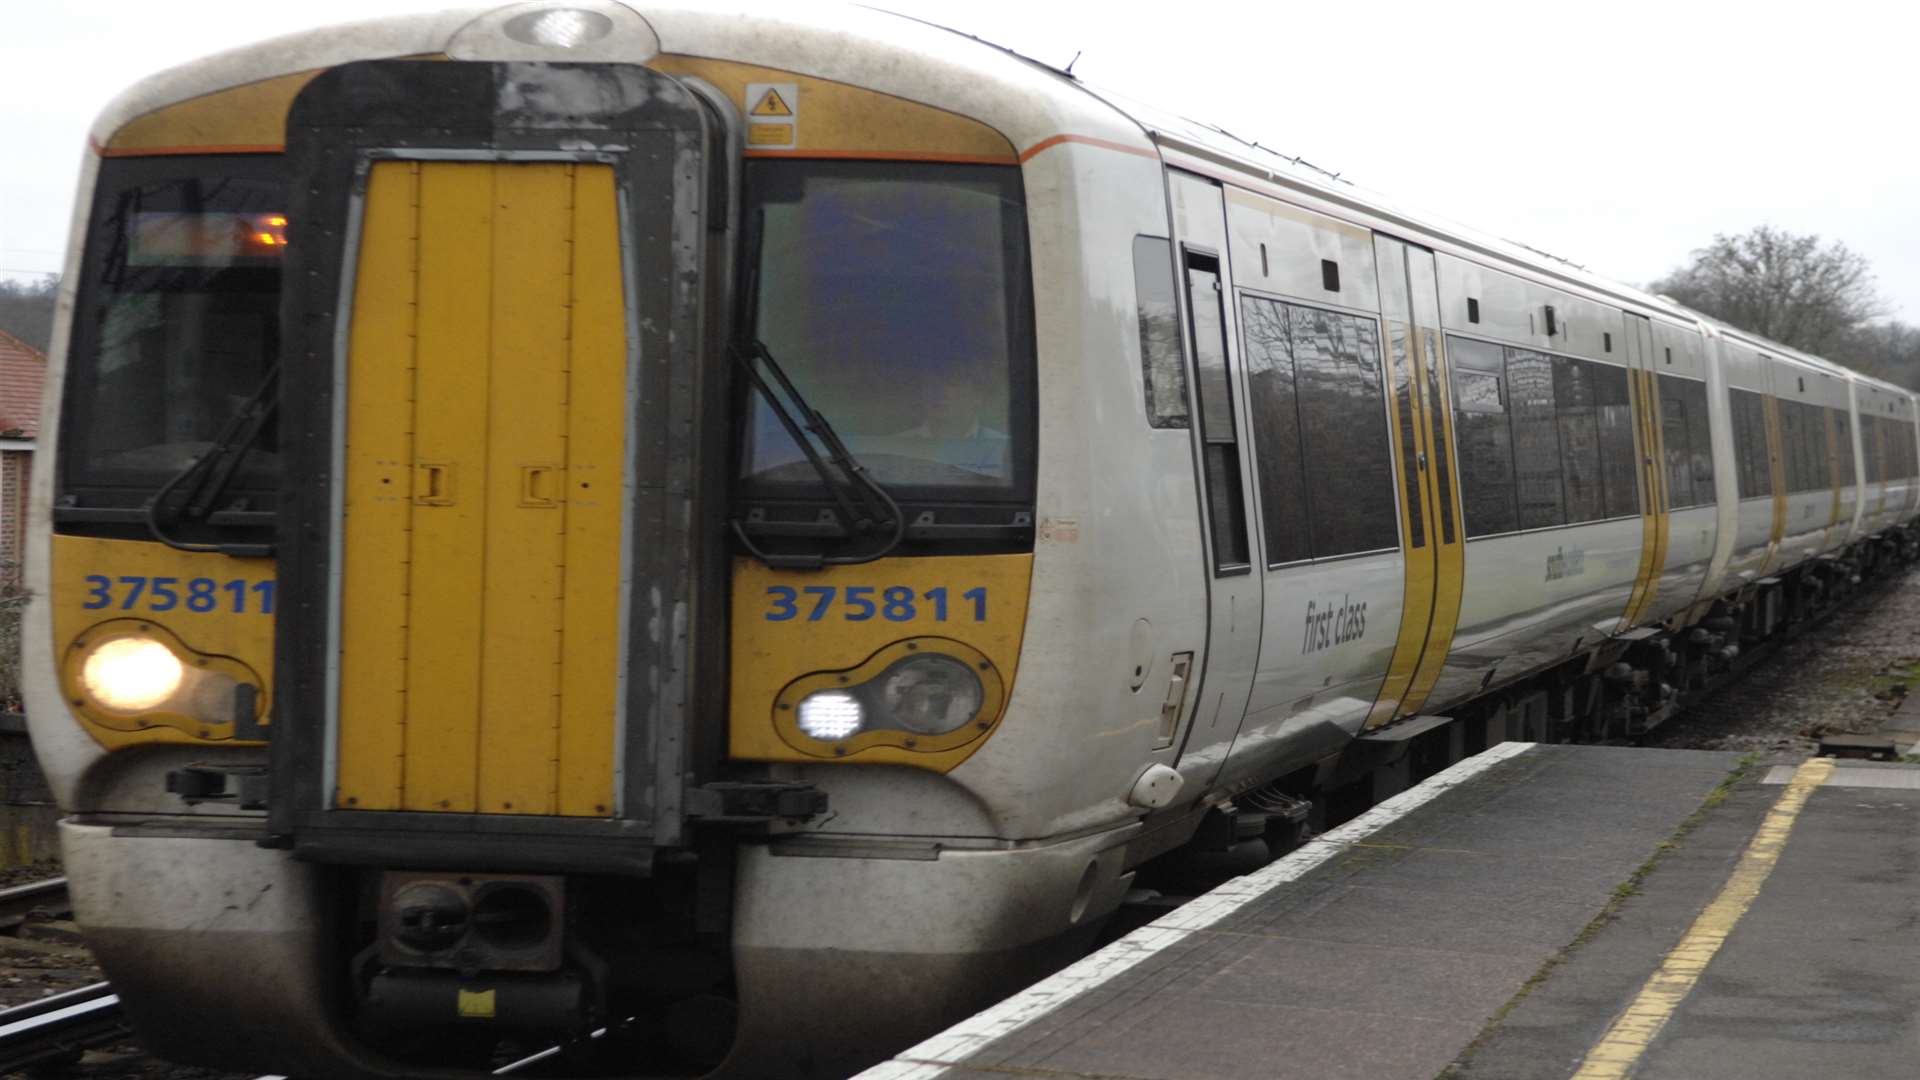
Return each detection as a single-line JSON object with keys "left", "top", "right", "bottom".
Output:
{"left": 24, "top": 6, "right": 1093, "bottom": 1076}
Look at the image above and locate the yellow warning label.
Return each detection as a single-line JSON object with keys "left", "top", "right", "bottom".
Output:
{"left": 750, "top": 88, "right": 794, "bottom": 117}
{"left": 457, "top": 988, "right": 497, "bottom": 1018}
{"left": 748, "top": 125, "right": 795, "bottom": 147}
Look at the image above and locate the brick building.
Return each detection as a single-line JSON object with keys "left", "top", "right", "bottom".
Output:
{"left": 0, "top": 330, "right": 45, "bottom": 582}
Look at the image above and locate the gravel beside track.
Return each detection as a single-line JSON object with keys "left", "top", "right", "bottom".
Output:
{"left": 1646, "top": 567, "right": 1920, "bottom": 753}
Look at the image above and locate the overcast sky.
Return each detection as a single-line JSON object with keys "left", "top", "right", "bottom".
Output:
{"left": 3, "top": 1, "right": 1915, "bottom": 321}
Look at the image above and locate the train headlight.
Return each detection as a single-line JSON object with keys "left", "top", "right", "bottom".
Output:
{"left": 774, "top": 639, "right": 1006, "bottom": 757}
{"left": 797, "top": 690, "right": 865, "bottom": 741}
{"left": 64, "top": 620, "right": 266, "bottom": 739}
{"left": 80, "top": 636, "right": 184, "bottom": 712}
{"left": 873, "top": 654, "right": 983, "bottom": 735}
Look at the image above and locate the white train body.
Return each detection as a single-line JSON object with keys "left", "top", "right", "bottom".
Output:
{"left": 23, "top": 3, "right": 1920, "bottom": 1077}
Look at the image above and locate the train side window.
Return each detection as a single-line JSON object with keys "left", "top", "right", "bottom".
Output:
{"left": 1506, "top": 348, "right": 1565, "bottom": 529}
{"left": 1285, "top": 300, "right": 1396, "bottom": 556}
{"left": 1421, "top": 329, "right": 1457, "bottom": 544}
{"left": 1778, "top": 401, "right": 1802, "bottom": 493}
{"left": 1133, "top": 236, "right": 1188, "bottom": 429}
{"left": 1186, "top": 252, "right": 1251, "bottom": 575}
{"left": 1728, "top": 388, "right": 1769, "bottom": 498}
{"left": 1834, "top": 408, "right": 1856, "bottom": 487}
{"left": 1552, "top": 357, "right": 1604, "bottom": 523}
{"left": 1799, "top": 405, "right": 1813, "bottom": 491}
{"left": 1593, "top": 362, "right": 1639, "bottom": 519}
{"left": 1238, "top": 295, "right": 1311, "bottom": 564}
{"left": 1657, "top": 373, "right": 1696, "bottom": 509}
{"left": 1448, "top": 336, "right": 1519, "bottom": 537}
{"left": 1781, "top": 400, "right": 1820, "bottom": 494}
{"left": 1683, "top": 378, "right": 1715, "bottom": 504}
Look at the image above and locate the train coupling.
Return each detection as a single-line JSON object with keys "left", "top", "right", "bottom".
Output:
{"left": 366, "top": 968, "right": 587, "bottom": 1031}
{"left": 359, "top": 872, "right": 592, "bottom": 1031}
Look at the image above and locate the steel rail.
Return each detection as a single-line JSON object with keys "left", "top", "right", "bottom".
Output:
{"left": 0, "top": 982, "right": 128, "bottom": 1072}
{"left": 0, "top": 876, "right": 69, "bottom": 928}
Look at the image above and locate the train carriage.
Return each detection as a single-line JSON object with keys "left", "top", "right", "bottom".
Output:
{"left": 24, "top": 3, "right": 1920, "bottom": 1077}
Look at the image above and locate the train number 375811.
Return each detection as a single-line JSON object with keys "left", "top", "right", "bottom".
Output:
{"left": 82, "top": 575, "right": 277, "bottom": 615}
{"left": 765, "top": 585, "right": 987, "bottom": 622}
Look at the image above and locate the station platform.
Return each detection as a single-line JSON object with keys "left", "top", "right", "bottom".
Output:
{"left": 859, "top": 741, "right": 1920, "bottom": 1080}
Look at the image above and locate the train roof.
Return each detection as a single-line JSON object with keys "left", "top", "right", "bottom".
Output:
{"left": 86, "top": 1, "right": 1909, "bottom": 404}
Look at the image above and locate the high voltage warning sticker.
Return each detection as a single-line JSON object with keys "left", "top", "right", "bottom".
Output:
{"left": 750, "top": 88, "right": 793, "bottom": 116}
{"left": 745, "top": 82, "right": 798, "bottom": 148}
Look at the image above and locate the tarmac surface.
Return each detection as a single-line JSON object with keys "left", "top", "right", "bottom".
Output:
{"left": 863, "top": 741, "right": 1920, "bottom": 1080}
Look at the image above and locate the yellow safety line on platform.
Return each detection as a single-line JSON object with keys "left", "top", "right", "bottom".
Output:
{"left": 1569, "top": 756, "right": 1833, "bottom": 1080}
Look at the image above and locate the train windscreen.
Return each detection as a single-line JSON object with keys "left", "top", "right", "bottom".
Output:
{"left": 735, "top": 160, "right": 1035, "bottom": 505}
{"left": 60, "top": 155, "right": 285, "bottom": 509}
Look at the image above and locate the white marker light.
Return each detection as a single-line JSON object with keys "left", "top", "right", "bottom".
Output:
{"left": 504, "top": 9, "right": 615, "bottom": 48}
{"left": 82, "top": 637, "right": 184, "bottom": 712}
{"left": 797, "top": 690, "right": 864, "bottom": 741}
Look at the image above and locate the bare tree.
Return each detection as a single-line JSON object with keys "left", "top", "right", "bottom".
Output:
{"left": 0, "top": 275, "right": 58, "bottom": 353}
{"left": 1650, "top": 226, "right": 1886, "bottom": 356}
{"left": 1842, "top": 319, "right": 1920, "bottom": 391}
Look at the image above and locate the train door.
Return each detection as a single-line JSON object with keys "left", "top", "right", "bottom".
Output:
{"left": 270, "top": 60, "right": 726, "bottom": 859}
{"left": 1618, "top": 313, "right": 1671, "bottom": 629}
{"left": 1166, "top": 171, "right": 1263, "bottom": 781}
{"left": 1366, "top": 238, "right": 1465, "bottom": 727}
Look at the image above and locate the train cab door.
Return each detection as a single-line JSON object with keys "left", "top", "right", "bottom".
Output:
{"left": 1166, "top": 171, "right": 1263, "bottom": 783}
{"left": 1366, "top": 237, "right": 1465, "bottom": 727}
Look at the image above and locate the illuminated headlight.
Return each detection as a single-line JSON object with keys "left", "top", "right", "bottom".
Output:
{"left": 504, "top": 8, "right": 615, "bottom": 48}
{"left": 797, "top": 690, "right": 864, "bottom": 741}
{"left": 774, "top": 639, "right": 1003, "bottom": 755}
{"left": 81, "top": 637, "right": 184, "bottom": 712}
{"left": 873, "top": 654, "right": 984, "bottom": 735}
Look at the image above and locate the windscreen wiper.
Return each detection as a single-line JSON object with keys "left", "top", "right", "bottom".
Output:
{"left": 730, "top": 205, "right": 904, "bottom": 570}
{"left": 145, "top": 363, "right": 278, "bottom": 559}
{"left": 731, "top": 338, "right": 906, "bottom": 570}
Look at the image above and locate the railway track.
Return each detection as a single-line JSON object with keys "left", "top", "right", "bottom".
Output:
{"left": 0, "top": 877, "right": 133, "bottom": 1072}
{"left": 0, "top": 982, "right": 126, "bottom": 1072}
{"left": 0, "top": 875, "right": 69, "bottom": 930}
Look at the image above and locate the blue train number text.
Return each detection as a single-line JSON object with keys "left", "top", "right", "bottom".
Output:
{"left": 765, "top": 585, "right": 987, "bottom": 623}
{"left": 82, "top": 575, "right": 277, "bottom": 615}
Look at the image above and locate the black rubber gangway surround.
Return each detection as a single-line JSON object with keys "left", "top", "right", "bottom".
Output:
{"left": 268, "top": 59, "right": 734, "bottom": 871}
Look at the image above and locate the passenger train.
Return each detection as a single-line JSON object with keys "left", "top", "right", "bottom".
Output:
{"left": 25, "top": 2, "right": 1919, "bottom": 1077}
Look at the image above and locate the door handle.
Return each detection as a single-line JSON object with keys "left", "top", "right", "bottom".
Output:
{"left": 520, "top": 465, "right": 562, "bottom": 508}
{"left": 1157, "top": 652, "right": 1194, "bottom": 748}
{"left": 414, "top": 463, "right": 455, "bottom": 506}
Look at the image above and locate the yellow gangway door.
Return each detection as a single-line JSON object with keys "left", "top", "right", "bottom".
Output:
{"left": 334, "top": 161, "right": 628, "bottom": 817}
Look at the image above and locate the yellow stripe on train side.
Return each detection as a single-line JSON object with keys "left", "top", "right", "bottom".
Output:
{"left": 1365, "top": 321, "right": 1434, "bottom": 730}
{"left": 729, "top": 554, "right": 1032, "bottom": 770}
{"left": 1401, "top": 326, "right": 1466, "bottom": 717}
{"left": 1618, "top": 371, "right": 1661, "bottom": 630}
{"left": 1761, "top": 394, "right": 1788, "bottom": 574}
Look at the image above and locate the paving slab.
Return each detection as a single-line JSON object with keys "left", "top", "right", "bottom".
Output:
{"left": 1456, "top": 759, "right": 1920, "bottom": 1080}
{"left": 857, "top": 743, "right": 1744, "bottom": 1080}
